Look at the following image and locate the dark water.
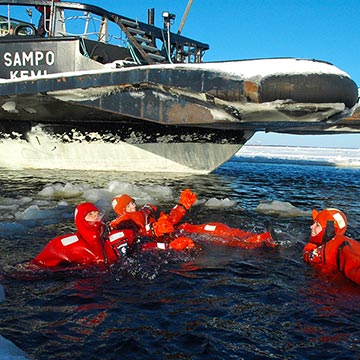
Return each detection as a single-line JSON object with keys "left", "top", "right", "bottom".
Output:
{"left": 1, "top": 158, "right": 360, "bottom": 360}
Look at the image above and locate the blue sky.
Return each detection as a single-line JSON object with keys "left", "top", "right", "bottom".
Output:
{"left": 33, "top": 1, "right": 360, "bottom": 147}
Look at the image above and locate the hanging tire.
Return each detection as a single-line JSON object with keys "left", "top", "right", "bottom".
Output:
{"left": 14, "top": 24, "right": 36, "bottom": 36}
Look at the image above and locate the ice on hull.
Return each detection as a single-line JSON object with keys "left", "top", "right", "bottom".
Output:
{"left": 0, "top": 123, "right": 250, "bottom": 173}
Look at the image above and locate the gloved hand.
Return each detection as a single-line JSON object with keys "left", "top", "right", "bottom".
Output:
{"left": 303, "top": 242, "right": 318, "bottom": 263}
{"left": 179, "top": 188, "right": 197, "bottom": 210}
{"left": 151, "top": 214, "right": 174, "bottom": 237}
{"left": 169, "top": 237, "right": 196, "bottom": 251}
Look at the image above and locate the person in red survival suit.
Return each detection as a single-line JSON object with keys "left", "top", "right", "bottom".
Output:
{"left": 32, "top": 202, "right": 136, "bottom": 268}
{"left": 109, "top": 189, "right": 197, "bottom": 251}
{"left": 35, "top": 0, "right": 60, "bottom": 37}
{"left": 303, "top": 208, "right": 360, "bottom": 285}
{"left": 110, "top": 189, "right": 276, "bottom": 250}
{"left": 177, "top": 221, "right": 277, "bottom": 249}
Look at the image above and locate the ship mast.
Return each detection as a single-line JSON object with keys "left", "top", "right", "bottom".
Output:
{"left": 177, "top": 0, "right": 193, "bottom": 35}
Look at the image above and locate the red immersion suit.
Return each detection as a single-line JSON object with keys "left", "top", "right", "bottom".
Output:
{"left": 110, "top": 190, "right": 275, "bottom": 250}
{"left": 33, "top": 202, "right": 136, "bottom": 268}
{"left": 303, "top": 208, "right": 360, "bottom": 285}
{"left": 178, "top": 222, "right": 276, "bottom": 249}
{"left": 110, "top": 190, "right": 197, "bottom": 251}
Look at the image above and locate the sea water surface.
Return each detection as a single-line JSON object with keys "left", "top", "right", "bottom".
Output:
{"left": 0, "top": 146, "right": 360, "bottom": 360}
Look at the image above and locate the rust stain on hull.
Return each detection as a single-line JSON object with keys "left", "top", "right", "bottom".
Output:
{"left": 244, "top": 81, "right": 259, "bottom": 103}
{"left": 167, "top": 102, "right": 215, "bottom": 124}
{"left": 335, "top": 106, "right": 360, "bottom": 128}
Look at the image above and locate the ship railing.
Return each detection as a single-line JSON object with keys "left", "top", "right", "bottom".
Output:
{"left": 58, "top": 12, "right": 125, "bottom": 45}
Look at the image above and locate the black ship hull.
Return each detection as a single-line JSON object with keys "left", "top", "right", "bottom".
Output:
{"left": 0, "top": 1, "right": 358, "bottom": 173}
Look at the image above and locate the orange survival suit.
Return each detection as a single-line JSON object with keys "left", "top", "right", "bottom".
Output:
{"left": 109, "top": 189, "right": 197, "bottom": 251}
{"left": 33, "top": 202, "right": 136, "bottom": 268}
{"left": 178, "top": 221, "right": 276, "bottom": 249}
{"left": 303, "top": 208, "right": 360, "bottom": 285}
{"left": 110, "top": 190, "right": 276, "bottom": 250}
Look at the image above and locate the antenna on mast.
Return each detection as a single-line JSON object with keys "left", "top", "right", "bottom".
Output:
{"left": 177, "top": 0, "right": 193, "bottom": 35}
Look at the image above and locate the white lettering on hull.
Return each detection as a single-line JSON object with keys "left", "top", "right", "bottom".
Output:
{"left": 9, "top": 70, "right": 48, "bottom": 79}
{"left": 3, "top": 50, "right": 55, "bottom": 79}
{"left": 4, "top": 50, "right": 55, "bottom": 67}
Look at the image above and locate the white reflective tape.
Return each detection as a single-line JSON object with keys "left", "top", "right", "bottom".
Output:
{"left": 145, "top": 224, "right": 151, "bottom": 231}
{"left": 111, "top": 198, "right": 118, "bottom": 209}
{"left": 61, "top": 235, "right": 79, "bottom": 246}
{"left": 333, "top": 213, "right": 346, "bottom": 229}
{"left": 157, "top": 243, "right": 166, "bottom": 250}
{"left": 204, "top": 224, "right": 216, "bottom": 232}
{"left": 109, "top": 231, "right": 125, "bottom": 242}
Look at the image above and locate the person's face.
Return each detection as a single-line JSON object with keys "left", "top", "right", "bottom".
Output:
{"left": 126, "top": 201, "right": 136, "bottom": 213}
{"left": 85, "top": 211, "right": 102, "bottom": 224}
{"left": 310, "top": 220, "right": 322, "bottom": 237}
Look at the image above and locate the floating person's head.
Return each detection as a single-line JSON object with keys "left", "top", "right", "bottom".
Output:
{"left": 74, "top": 202, "right": 104, "bottom": 241}
{"left": 310, "top": 208, "right": 347, "bottom": 244}
{"left": 112, "top": 194, "right": 136, "bottom": 215}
